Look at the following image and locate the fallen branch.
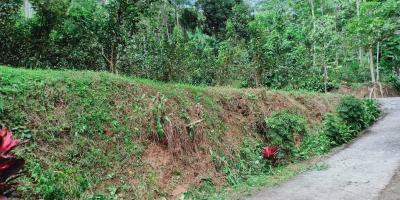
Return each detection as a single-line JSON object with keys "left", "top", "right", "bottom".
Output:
{"left": 186, "top": 119, "right": 204, "bottom": 128}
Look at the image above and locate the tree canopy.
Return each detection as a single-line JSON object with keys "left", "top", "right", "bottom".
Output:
{"left": 1, "top": 0, "right": 399, "bottom": 91}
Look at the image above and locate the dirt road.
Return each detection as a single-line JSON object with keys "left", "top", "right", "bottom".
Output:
{"left": 248, "top": 98, "right": 400, "bottom": 200}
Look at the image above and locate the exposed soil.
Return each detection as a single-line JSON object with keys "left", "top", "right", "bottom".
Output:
{"left": 145, "top": 89, "right": 343, "bottom": 197}
{"left": 136, "top": 89, "right": 341, "bottom": 197}
{"left": 337, "top": 84, "right": 400, "bottom": 98}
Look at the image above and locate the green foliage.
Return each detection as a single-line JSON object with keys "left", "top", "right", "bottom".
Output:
{"left": 346, "top": 0, "right": 399, "bottom": 49}
{"left": 226, "top": 2, "right": 252, "bottom": 40}
{"left": 299, "top": 130, "right": 332, "bottom": 158}
{"left": 28, "top": 160, "right": 89, "bottom": 200}
{"left": 265, "top": 111, "right": 307, "bottom": 154}
{"left": 300, "top": 97, "right": 381, "bottom": 159}
{"left": 0, "top": 0, "right": 23, "bottom": 64}
{"left": 1, "top": 0, "right": 399, "bottom": 90}
{"left": 323, "top": 113, "right": 354, "bottom": 146}
{"left": 388, "top": 75, "right": 400, "bottom": 91}
{"left": 320, "top": 97, "right": 380, "bottom": 149}
{"left": 0, "top": 67, "right": 384, "bottom": 199}
{"left": 196, "top": 0, "right": 236, "bottom": 37}
{"left": 210, "top": 139, "right": 271, "bottom": 187}
{"left": 180, "top": 8, "right": 199, "bottom": 31}
{"left": 363, "top": 98, "right": 381, "bottom": 125}
{"left": 336, "top": 96, "right": 366, "bottom": 131}
{"left": 151, "top": 95, "right": 168, "bottom": 138}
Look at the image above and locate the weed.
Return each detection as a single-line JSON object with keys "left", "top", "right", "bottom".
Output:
{"left": 151, "top": 94, "right": 168, "bottom": 139}
{"left": 299, "top": 129, "right": 331, "bottom": 157}
{"left": 312, "top": 163, "right": 329, "bottom": 171}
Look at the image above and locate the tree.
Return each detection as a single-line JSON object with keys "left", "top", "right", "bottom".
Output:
{"left": 347, "top": 0, "right": 400, "bottom": 95}
{"left": 196, "top": 0, "right": 236, "bottom": 37}
{"left": 226, "top": 1, "right": 252, "bottom": 40}
{"left": 99, "top": 0, "right": 142, "bottom": 73}
{"left": 180, "top": 8, "right": 199, "bottom": 31}
{"left": 0, "top": 0, "right": 23, "bottom": 64}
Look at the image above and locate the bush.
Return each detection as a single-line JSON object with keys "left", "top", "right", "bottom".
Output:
{"left": 322, "top": 97, "right": 380, "bottom": 148}
{"left": 363, "top": 99, "right": 381, "bottom": 125}
{"left": 336, "top": 96, "right": 366, "bottom": 131}
{"left": 388, "top": 75, "right": 400, "bottom": 91}
{"left": 265, "top": 110, "right": 307, "bottom": 155}
{"left": 323, "top": 113, "right": 354, "bottom": 146}
{"left": 299, "top": 130, "right": 332, "bottom": 158}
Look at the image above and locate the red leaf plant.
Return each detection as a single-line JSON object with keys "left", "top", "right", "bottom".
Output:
{"left": 261, "top": 146, "right": 279, "bottom": 164}
{"left": 0, "top": 129, "right": 26, "bottom": 199}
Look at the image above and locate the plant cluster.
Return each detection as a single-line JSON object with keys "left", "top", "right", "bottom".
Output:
{"left": 336, "top": 96, "right": 367, "bottom": 131}
{"left": 323, "top": 113, "right": 354, "bottom": 146}
{"left": 388, "top": 75, "right": 400, "bottom": 91}
{"left": 264, "top": 110, "right": 307, "bottom": 156}
{"left": 323, "top": 97, "right": 380, "bottom": 147}
{"left": 261, "top": 97, "right": 380, "bottom": 162}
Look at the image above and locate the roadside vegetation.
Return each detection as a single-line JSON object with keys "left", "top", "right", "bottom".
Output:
{"left": 0, "top": 67, "right": 380, "bottom": 199}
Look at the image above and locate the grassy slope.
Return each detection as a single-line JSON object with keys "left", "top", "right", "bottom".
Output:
{"left": 0, "top": 66, "right": 342, "bottom": 199}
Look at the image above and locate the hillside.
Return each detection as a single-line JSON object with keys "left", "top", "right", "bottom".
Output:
{"left": 0, "top": 66, "right": 344, "bottom": 199}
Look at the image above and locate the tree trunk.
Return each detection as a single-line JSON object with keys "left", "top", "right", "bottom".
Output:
{"left": 356, "top": 0, "right": 363, "bottom": 65}
{"left": 320, "top": 1, "right": 327, "bottom": 93}
{"left": 109, "top": 43, "right": 118, "bottom": 74}
{"left": 174, "top": 2, "right": 179, "bottom": 26}
{"left": 324, "top": 65, "right": 328, "bottom": 93}
{"left": 334, "top": 3, "right": 340, "bottom": 68}
{"left": 254, "top": 54, "right": 263, "bottom": 87}
{"left": 369, "top": 47, "right": 376, "bottom": 83}
{"left": 376, "top": 42, "right": 380, "bottom": 82}
{"left": 162, "top": 0, "right": 170, "bottom": 40}
{"left": 102, "top": 44, "right": 117, "bottom": 74}
{"left": 308, "top": 0, "right": 316, "bottom": 68}
{"left": 376, "top": 42, "right": 384, "bottom": 97}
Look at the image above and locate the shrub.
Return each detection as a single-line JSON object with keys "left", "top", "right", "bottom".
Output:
{"left": 265, "top": 110, "right": 307, "bottom": 155}
{"left": 388, "top": 75, "right": 400, "bottom": 92}
{"left": 336, "top": 96, "right": 366, "bottom": 131}
{"left": 323, "top": 113, "right": 354, "bottom": 146}
{"left": 363, "top": 99, "right": 380, "bottom": 125}
{"left": 321, "top": 98, "right": 379, "bottom": 149}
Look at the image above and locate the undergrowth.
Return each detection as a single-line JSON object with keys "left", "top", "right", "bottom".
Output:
{"left": 0, "top": 66, "right": 380, "bottom": 199}
{"left": 198, "top": 95, "right": 380, "bottom": 199}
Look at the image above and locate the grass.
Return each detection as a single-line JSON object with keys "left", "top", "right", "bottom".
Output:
{"left": 0, "top": 66, "right": 344, "bottom": 199}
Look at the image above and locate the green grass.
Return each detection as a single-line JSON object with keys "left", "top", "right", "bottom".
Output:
{"left": 0, "top": 66, "right": 344, "bottom": 199}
